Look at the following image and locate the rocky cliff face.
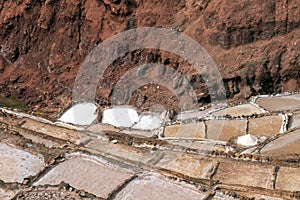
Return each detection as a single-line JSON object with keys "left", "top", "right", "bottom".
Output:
{"left": 0, "top": 0, "right": 300, "bottom": 115}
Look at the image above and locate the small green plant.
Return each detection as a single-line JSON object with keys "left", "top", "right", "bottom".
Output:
{"left": 260, "top": 54, "right": 270, "bottom": 66}
{"left": 0, "top": 93, "right": 28, "bottom": 111}
{"left": 200, "top": 73, "right": 209, "bottom": 82}
{"left": 125, "top": 17, "right": 137, "bottom": 30}
{"left": 248, "top": 60, "right": 258, "bottom": 66}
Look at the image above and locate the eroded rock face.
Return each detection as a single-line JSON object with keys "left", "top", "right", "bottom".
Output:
{"left": 0, "top": 0, "right": 300, "bottom": 114}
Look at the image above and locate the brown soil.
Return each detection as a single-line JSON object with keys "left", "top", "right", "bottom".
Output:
{"left": 1, "top": 0, "right": 300, "bottom": 115}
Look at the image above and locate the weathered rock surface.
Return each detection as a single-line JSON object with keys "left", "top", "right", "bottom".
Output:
{"left": 1, "top": 0, "right": 300, "bottom": 113}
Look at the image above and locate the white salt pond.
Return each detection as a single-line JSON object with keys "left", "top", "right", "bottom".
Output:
{"left": 102, "top": 107, "right": 139, "bottom": 127}
{"left": 133, "top": 114, "right": 162, "bottom": 130}
{"left": 102, "top": 107, "right": 163, "bottom": 130}
{"left": 59, "top": 104, "right": 163, "bottom": 130}
{"left": 237, "top": 134, "right": 258, "bottom": 146}
{"left": 59, "top": 103, "right": 98, "bottom": 126}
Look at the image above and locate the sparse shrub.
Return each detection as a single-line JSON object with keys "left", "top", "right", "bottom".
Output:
{"left": 125, "top": 17, "right": 137, "bottom": 30}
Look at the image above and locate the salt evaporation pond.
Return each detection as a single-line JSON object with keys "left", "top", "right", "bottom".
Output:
{"left": 102, "top": 107, "right": 163, "bottom": 130}
{"left": 0, "top": 143, "right": 44, "bottom": 183}
{"left": 60, "top": 104, "right": 163, "bottom": 130}
{"left": 133, "top": 115, "right": 162, "bottom": 130}
{"left": 102, "top": 107, "right": 139, "bottom": 127}
{"left": 59, "top": 103, "right": 98, "bottom": 126}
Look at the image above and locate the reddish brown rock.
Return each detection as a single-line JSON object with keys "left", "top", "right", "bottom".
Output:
{"left": 0, "top": 1, "right": 300, "bottom": 113}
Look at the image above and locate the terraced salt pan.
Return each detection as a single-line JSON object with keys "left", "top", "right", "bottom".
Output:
{"left": 248, "top": 115, "right": 285, "bottom": 137}
{"left": 206, "top": 119, "right": 247, "bottom": 141}
{"left": 213, "top": 161, "right": 274, "bottom": 189}
{"left": 276, "top": 167, "right": 300, "bottom": 191}
{"left": 156, "top": 153, "right": 216, "bottom": 180}
{"left": 255, "top": 94, "right": 300, "bottom": 112}
{"left": 211, "top": 103, "right": 264, "bottom": 117}
{"left": 0, "top": 143, "right": 44, "bottom": 183}
{"left": 59, "top": 103, "right": 97, "bottom": 126}
{"left": 163, "top": 122, "right": 205, "bottom": 138}
{"left": 114, "top": 173, "right": 208, "bottom": 200}
{"left": 34, "top": 157, "right": 133, "bottom": 199}
{"left": 260, "top": 129, "right": 300, "bottom": 155}
{"left": 17, "top": 129, "right": 61, "bottom": 148}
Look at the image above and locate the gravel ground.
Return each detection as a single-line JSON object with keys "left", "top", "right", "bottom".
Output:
{"left": 13, "top": 191, "right": 81, "bottom": 200}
